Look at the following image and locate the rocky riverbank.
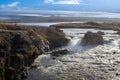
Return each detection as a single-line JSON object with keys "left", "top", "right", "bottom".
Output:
{"left": 1, "top": 22, "right": 120, "bottom": 80}
{"left": 0, "top": 23, "right": 68, "bottom": 80}
{"left": 28, "top": 33, "right": 120, "bottom": 80}
{"left": 27, "top": 25, "right": 120, "bottom": 80}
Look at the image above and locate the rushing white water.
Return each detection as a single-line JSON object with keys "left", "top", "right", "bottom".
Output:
{"left": 60, "top": 28, "right": 118, "bottom": 53}
{"left": 27, "top": 28, "right": 120, "bottom": 80}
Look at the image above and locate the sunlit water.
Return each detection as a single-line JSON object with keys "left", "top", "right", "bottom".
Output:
{"left": 27, "top": 28, "right": 120, "bottom": 80}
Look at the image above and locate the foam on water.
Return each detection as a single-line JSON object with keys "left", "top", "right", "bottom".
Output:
{"left": 68, "top": 37, "right": 81, "bottom": 46}
{"left": 27, "top": 28, "right": 120, "bottom": 80}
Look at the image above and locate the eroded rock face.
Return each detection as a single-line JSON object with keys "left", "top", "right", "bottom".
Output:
{"left": 0, "top": 31, "right": 49, "bottom": 80}
{"left": 0, "top": 23, "right": 68, "bottom": 80}
{"left": 81, "top": 31, "right": 104, "bottom": 46}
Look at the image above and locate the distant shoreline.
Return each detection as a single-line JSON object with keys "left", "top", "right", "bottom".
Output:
{"left": 1, "top": 17, "right": 120, "bottom": 23}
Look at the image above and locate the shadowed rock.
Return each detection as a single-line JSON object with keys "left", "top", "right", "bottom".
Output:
{"left": 48, "top": 49, "right": 69, "bottom": 57}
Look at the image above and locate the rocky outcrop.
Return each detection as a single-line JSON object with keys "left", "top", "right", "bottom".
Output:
{"left": 0, "top": 23, "right": 68, "bottom": 80}
{"left": 47, "top": 49, "right": 69, "bottom": 57}
{"left": 81, "top": 31, "right": 104, "bottom": 46}
{"left": 0, "top": 31, "right": 49, "bottom": 80}
{"left": 33, "top": 27, "right": 68, "bottom": 49}
{"left": 0, "top": 23, "right": 68, "bottom": 49}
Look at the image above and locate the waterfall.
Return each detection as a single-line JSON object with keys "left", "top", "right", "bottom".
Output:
{"left": 110, "top": 39, "right": 120, "bottom": 51}
{"left": 68, "top": 37, "right": 81, "bottom": 46}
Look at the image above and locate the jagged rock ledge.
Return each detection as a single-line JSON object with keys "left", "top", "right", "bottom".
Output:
{"left": 0, "top": 23, "right": 68, "bottom": 80}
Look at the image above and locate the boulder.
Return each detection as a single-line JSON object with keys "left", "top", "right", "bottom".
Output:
{"left": 81, "top": 31, "right": 104, "bottom": 46}
{"left": 36, "top": 27, "right": 68, "bottom": 49}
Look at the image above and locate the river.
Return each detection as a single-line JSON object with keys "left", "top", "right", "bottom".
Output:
{"left": 17, "top": 21, "right": 87, "bottom": 27}
{"left": 26, "top": 22, "right": 120, "bottom": 80}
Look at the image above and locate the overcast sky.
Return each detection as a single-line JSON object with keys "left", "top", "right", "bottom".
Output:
{"left": 0, "top": 0, "right": 120, "bottom": 18}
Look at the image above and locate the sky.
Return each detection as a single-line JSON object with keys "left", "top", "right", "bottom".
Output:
{"left": 0, "top": 0, "right": 120, "bottom": 18}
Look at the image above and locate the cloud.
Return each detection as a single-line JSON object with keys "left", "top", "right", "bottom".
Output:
{"left": 44, "top": 0, "right": 82, "bottom": 5}
{"left": 44, "top": 0, "right": 54, "bottom": 3}
{"left": 1, "top": 9, "right": 120, "bottom": 18}
{"left": 1, "top": 2, "right": 20, "bottom": 8}
{"left": 7, "top": 2, "right": 20, "bottom": 7}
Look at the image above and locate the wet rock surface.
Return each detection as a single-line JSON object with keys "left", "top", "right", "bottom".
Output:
{"left": 81, "top": 31, "right": 104, "bottom": 46}
{"left": 47, "top": 49, "right": 69, "bottom": 57}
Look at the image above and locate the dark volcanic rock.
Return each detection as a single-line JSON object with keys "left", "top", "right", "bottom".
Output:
{"left": 81, "top": 31, "right": 104, "bottom": 46}
{"left": 49, "top": 49, "right": 69, "bottom": 57}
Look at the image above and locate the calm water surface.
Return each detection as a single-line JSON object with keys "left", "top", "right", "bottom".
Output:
{"left": 17, "top": 21, "right": 85, "bottom": 26}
